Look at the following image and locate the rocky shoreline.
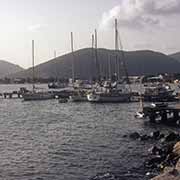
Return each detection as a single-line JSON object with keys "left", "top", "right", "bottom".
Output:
{"left": 129, "top": 131, "right": 180, "bottom": 180}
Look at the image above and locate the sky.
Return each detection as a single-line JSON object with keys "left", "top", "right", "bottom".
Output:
{"left": 1, "top": 0, "right": 180, "bottom": 68}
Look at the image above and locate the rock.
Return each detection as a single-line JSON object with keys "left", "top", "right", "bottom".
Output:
{"left": 175, "top": 159, "right": 180, "bottom": 170}
{"left": 173, "top": 142, "right": 180, "bottom": 157}
{"left": 151, "top": 159, "right": 180, "bottom": 180}
{"left": 148, "top": 146, "right": 162, "bottom": 155}
{"left": 129, "top": 132, "right": 140, "bottom": 140}
{"left": 140, "top": 134, "right": 150, "bottom": 141}
{"left": 159, "top": 133, "right": 165, "bottom": 139}
{"left": 145, "top": 155, "right": 165, "bottom": 169}
{"left": 165, "top": 132, "right": 179, "bottom": 142}
{"left": 150, "top": 131, "right": 160, "bottom": 140}
{"left": 151, "top": 167, "right": 180, "bottom": 180}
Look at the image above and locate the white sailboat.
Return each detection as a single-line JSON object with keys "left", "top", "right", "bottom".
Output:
{"left": 87, "top": 19, "right": 132, "bottom": 103}
{"left": 22, "top": 40, "right": 54, "bottom": 101}
{"left": 68, "top": 32, "right": 89, "bottom": 102}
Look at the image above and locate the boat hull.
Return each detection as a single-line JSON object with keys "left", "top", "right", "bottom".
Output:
{"left": 69, "top": 95, "right": 88, "bottom": 102}
{"left": 23, "top": 92, "right": 54, "bottom": 101}
{"left": 87, "top": 93, "right": 131, "bottom": 103}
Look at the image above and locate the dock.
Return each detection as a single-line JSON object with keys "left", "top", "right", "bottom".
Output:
{"left": 143, "top": 103, "right": 180, "bottom": 125}
{"left": 1, "top": 91, "right": 22, "bottom": 99}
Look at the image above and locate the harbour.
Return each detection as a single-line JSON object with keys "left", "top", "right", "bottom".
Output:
{"left": 0, "top": 83, "right": 180, "bottom": 180}
{"left": 1, "top": 1, "right": 180, "bottom": 179}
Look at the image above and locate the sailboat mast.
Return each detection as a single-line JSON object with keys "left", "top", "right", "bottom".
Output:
{"left": 94, "top": 29, "right": 100, "bottom": 80}
{"left": 115, "top": 19, "right": 119, "bottom": 80}
{"left": 71, "top": 32, "right": 75, "bottom": 83}
{"left": 115, "top": 19, "right": 119, "bottom": 51}
{"left": 32, "top": 40, "right": 35, "bottom": 91}
{"left": 92, "top": 34, "right": 94, "bottom": 48}
{"left": 54, "top": 50, "right": 57, "bottom": 58}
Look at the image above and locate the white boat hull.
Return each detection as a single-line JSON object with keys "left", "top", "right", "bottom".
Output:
{"left": 87, "top": 93, "right": 131, "bottom": 103}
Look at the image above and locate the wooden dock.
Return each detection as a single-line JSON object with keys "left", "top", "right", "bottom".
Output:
{"left": 1, "top": 91, "right": 22, "bottom": 99}
{"left": 143, "top": 103, "right": 180, "bottom": 125}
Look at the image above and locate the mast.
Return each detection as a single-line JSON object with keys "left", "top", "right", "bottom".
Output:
{"left": 54, "top": 50, "right": 57, "bottom": 58}
{"left": 54, "top": 50, "right": 58, "bottom": 81}
{"left": 94, "top": 29, "right": 100, "bottom": 80}
{"left": 108, "top": 54, "right": 111, "bottom": 80}
{"left": 32, "top": 40, "right": 35, "bottom": 92}
{"left": 115, "top": 19, "right": 119, "bottom": 51}
{"left": 92, "top": 34, "right": 94, "bottom": 49}
{"left": 115, "top": 18, "right": 119, "bottom": 80}
{"left": 91, "top": 34, "right": 95, "bottom": 80}
{"left": 71, "top": 32, "right": 75, "bottom": 83}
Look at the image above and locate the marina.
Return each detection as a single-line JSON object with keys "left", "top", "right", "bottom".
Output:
{"left": 1, "top": 0, "right": 180, "bottom": 179}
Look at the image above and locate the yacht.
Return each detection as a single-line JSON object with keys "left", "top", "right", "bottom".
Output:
{"left": 143, "top": 83, "right": 176, "bottom": 102}
{"left": 22, "top": 40, "right": 54, "bottom": 101}
{"left": 87, "top": 81, "right": 131, "bottom": 103}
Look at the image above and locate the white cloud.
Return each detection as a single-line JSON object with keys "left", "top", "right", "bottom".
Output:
{"left": 99, "top": 0, "right": 180, "bottom": 29}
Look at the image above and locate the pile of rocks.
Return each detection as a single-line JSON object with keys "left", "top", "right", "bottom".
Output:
{"left": 128, "top": 131, "right": 180, "bottom": 179}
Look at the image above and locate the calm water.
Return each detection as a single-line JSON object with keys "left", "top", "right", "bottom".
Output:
{"left": 0, "top": 84, "right": 179, "bottom": 180}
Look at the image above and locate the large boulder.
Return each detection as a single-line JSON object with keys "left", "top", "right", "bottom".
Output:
{"left": 129, "top": 132, "right": 140, "bottom": 140}
{"left": 173, "top": 142, "right": 180, "bottom": 157}
{"left": 151, "top": 167, "right": 180, "bottom": 180}
{"left": 165, "top": 132, "right": 179, "bottom": 142}
{"left": 151, "top": 159, "right": 180, "bottom": 180}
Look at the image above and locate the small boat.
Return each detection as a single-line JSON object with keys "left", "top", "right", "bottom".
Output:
{"left": 23, "top": 91, "right": 54, "bottom": 101}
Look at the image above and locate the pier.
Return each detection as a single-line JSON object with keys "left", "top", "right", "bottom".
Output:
{"left": 2, "top": 91, "right": 22, "bottom": 99}
{"left": 143, "top": 103, "right": 180, "bottom": 125}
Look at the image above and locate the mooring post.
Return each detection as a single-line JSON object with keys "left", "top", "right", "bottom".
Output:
{"left": 9, "top": 93, "right": 12, "bottom": 99}
{"left": 173, "top": 110, "right": 179, "bottom": 122}
{"left": 161, "top": 110, "right": 167, "bottom": 122}
{"left": 18, "top": 93, "right": 21, "bottom": 98}
{"left": 149, "top": 111, "right": 156, "bottom": 123}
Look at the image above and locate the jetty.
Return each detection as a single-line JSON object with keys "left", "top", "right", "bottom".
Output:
{"left": 143, "top": 103, "right": 180, "bottom": 125}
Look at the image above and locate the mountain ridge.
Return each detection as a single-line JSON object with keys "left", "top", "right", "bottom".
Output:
{"left": 0, "top": 60, "right": 24, "bottom": 78}
{"left": 8, "top": 48, "right": 180, "bottom": 79}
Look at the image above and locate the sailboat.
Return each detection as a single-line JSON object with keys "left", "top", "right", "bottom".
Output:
{"left": 22, "top": 40, "right": 54, "bottom": 101}
{"left": 87, "top": 19, "right": 132, "bottom": 103}
{"left": 68, "top": 32, "right": 89, "bottom": 102}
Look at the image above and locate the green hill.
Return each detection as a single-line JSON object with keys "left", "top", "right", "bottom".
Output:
{"left": 0, "top": 60, "right": 24, "bottom": 78}
{"left": 9, "top": 48, "right": 180, "bottom": 79}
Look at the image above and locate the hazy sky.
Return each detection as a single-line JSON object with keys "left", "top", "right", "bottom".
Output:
{"left": 1, "top": 0, "right": 180, "bottom": 68}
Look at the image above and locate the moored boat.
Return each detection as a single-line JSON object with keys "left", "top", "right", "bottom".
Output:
{"left": 23, "top": 91, "right": 54, "bottom": 101}
{"left": 87, "top": 81, "right": 131, "bottom": 103}
{"left": 143, "top": 83, "right": 176, "bottom": 102}
{"left": 22, "top": 40, "right": 54, "bottom": 101}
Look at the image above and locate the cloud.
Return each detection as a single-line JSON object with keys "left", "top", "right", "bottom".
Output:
{"left": 28, "top": 24, "right": 47, "bottom": 32}
{"left": 99, "top": 0, "right": 180, "bottom": 29}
